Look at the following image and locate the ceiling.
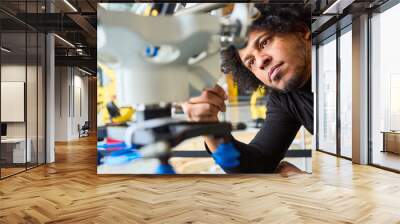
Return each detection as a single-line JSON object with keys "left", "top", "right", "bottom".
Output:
{"left": 0, "top": 0, "right": 98, "bottom": 74}
{"left": 0, "top": 0, "right": 391, "bottom": 74}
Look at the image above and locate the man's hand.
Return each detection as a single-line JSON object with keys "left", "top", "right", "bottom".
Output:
{"left": 181, "top": 85, "right": 228, "bottom": 152}
{"left": 181, "top": 84, "right": 228, "bottom": 122}
{"left": 275, "top": 161, "right": 305, "bottom": 177}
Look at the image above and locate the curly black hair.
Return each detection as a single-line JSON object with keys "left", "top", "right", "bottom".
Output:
{"left": 221, "top": 4, "right": 311, "bottom": 92}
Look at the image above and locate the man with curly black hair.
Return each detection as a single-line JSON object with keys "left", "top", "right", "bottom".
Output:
{"left": 183, "top": 4, "right": 313, "bottom": 173}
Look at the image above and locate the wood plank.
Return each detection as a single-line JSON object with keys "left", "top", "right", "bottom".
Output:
{"left": 0, "top": 135, "right": 399, "bottom": 223}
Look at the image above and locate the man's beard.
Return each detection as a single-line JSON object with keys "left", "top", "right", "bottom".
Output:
{"left": 267, "top": 46, "right": 310, "bottom": 93}
{"left": 281, "top": 73, "right": 305, "bottom": 92}
{"left": 267, "top": 72, "right": 305, "bottom": 93}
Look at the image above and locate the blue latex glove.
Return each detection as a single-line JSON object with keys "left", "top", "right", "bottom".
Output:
{"left": 212, "top": 142, "right": 240, "bottom": 169}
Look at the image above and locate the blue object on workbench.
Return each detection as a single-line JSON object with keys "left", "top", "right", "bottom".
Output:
{"left": 155, "top": 163, "right": 176, "bottom": 174}
{"left": 97, "top": 142, "right": 126, "bottom": 149}
{"left": 97, "top": 142, "right": 141, "bottom": 165}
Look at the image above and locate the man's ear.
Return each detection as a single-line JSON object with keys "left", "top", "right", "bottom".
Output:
{"left": 300, "top": 24, "right": 311, "bottom": 40}
{"left": 296, "top": 24, "right": 311, "bottom": 41}
{"left": 304, "top": 30, "right": 311, "bottom": 40}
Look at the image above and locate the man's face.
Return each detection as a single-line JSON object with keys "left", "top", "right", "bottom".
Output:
{"left": 238, "top": 29, "right": 311, "bottom": 92}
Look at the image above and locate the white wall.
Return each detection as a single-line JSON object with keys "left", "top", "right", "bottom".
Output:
{"left": 1, "top": 64, "right": 46, "bottom": 164}
{"left": 55, "top": 67, "right": 89, "bottom": 141}
{"left": 1, "top": 65, "right": 29, "bottom": 138}
{"left": 55, "top": 67, "right": 68, "bottom": 141}
{"left": 1, "top": 65, "right": 26, "bottom": 146}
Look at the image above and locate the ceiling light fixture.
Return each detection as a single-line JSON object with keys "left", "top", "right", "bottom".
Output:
{"left": 63, "top": 0, "right": 78, "bottom": 12}
{"left": 323, "top": 0, "right": 355, "bottom": 15}
{"left": 78, "top": 67, "right": 93, "bottom": 76}
{"left": 54, "top": 34, "right": 75, "bottom": 48}
{"left": 1, "top": 47, "right": 11, "bottom": 53}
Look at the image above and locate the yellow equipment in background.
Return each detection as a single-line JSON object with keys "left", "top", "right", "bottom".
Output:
{"left": 250, "top": 88, "right": 267, "bottom": 121}
{"left": 226, "top": 73, "right": 238, "bottom": 105}
{"left": 111, "top": 106, "right": 134, "bottom": 124}
{"left": 226, "top": 73, "right": 267, "bottom": 125}
{"left": 97, "top": 63, "right": 134, "bottom": 125}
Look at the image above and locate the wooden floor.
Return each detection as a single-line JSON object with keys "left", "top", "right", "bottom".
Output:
{"left": 1, "top": 167, "right": 26, "bottom": 178}
{"left": 1, "top": 135, "right": 400, "bottom": 223}
{"left": 372, "top": 151, "right": 400, "bottom": 171}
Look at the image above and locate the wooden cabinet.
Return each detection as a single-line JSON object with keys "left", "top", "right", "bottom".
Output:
{"left": 382, "top": 131, "right": 400, "bottom": 154}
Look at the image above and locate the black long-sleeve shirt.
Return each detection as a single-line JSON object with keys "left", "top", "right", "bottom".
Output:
{"left": 207, "top": 79, "right": 314, "bottom": 173}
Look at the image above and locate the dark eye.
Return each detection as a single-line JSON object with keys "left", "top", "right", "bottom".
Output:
{"left": 247, "top": 58, "right": 255, "bottom": 69}
{"left": 260, "top": 38, "right": 269, "bottom": 49}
